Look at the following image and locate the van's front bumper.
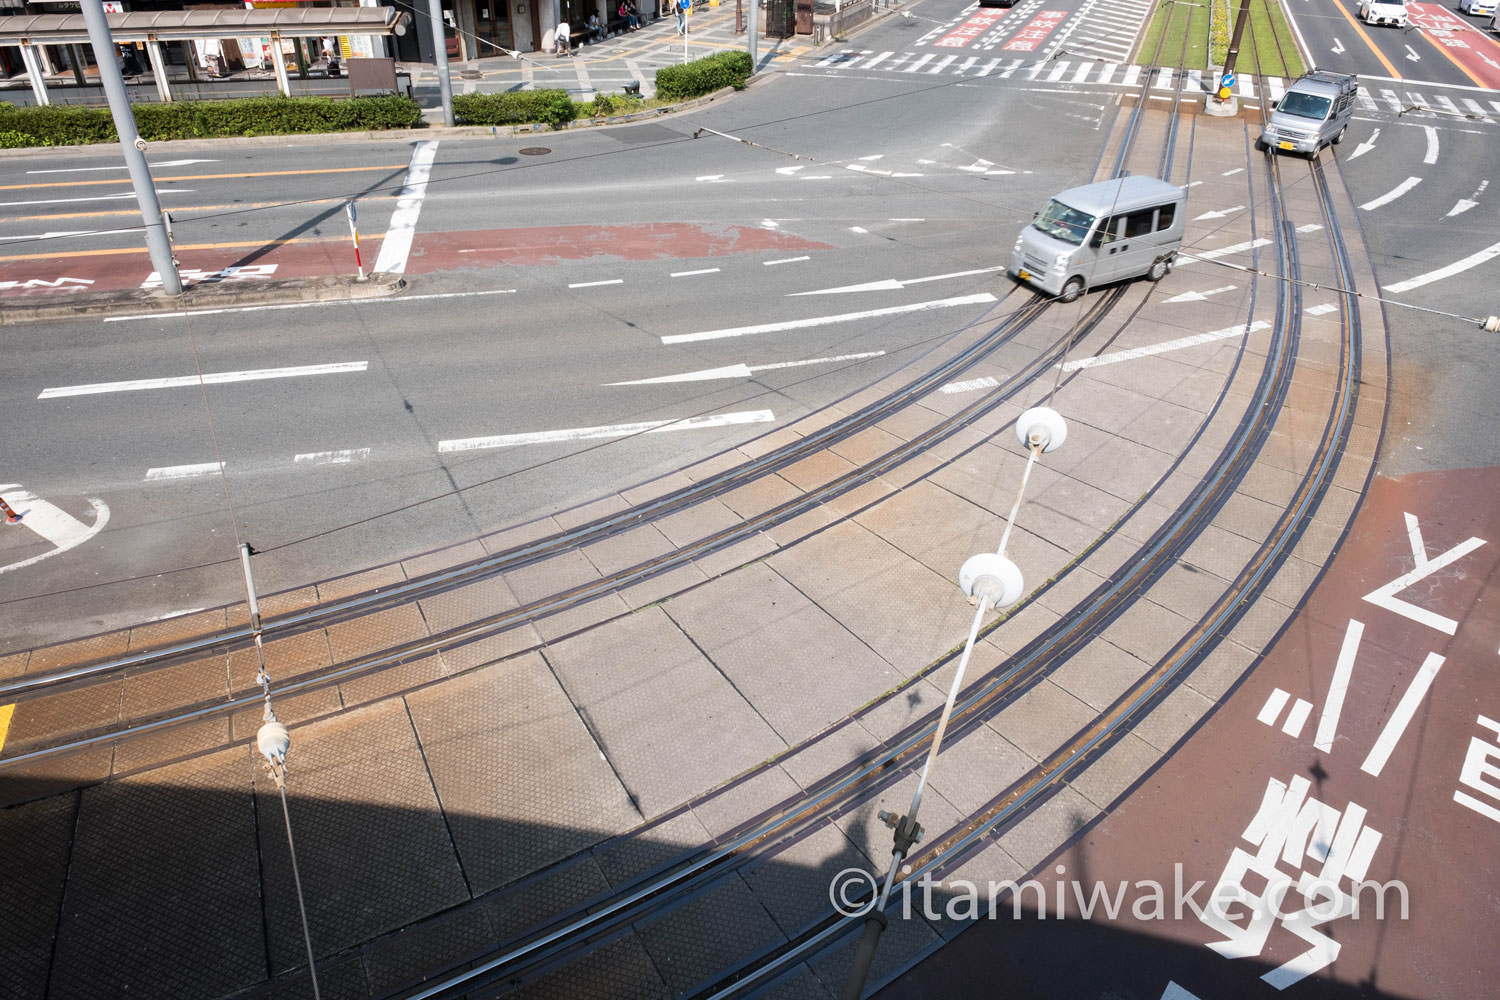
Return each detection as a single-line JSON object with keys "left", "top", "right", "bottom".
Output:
{"left": 1260, "top": 127, "right": 1318, "bottom": 153}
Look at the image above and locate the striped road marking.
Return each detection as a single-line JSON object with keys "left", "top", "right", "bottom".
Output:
{"left": 39, "top": 362, "right": 368, "bottom": 399}
{"left": 373, "top": 140, "right": 439, "bottom": 275}
{"left": 0, "top": 484, "right": 110, "bottom": 575}
{"left": 439, "top": 410, "right": 775, "bottom": 453}
{"left": 1061, "top": 321, "right": 1270, "bottom": 371}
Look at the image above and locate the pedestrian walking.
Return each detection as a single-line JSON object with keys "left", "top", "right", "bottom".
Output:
{"left": 556, "top": 18, "right": 572, "bottom": 55}
{"left": 675, "top": 0, "right": 688, "bottom": 34}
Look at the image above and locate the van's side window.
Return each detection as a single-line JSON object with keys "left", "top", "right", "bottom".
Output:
{"left": 1124, "top": 210, "right": 1154, "bottom": 239}
{"left": 1157, "top": 204, "right": 1176, "bottom": 231}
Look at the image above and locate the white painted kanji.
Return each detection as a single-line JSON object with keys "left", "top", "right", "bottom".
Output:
{"left": 1454, "top": 715, "right": 1500, "bottom": 824}
{"left": 140, "top": 264, "right": 278, "bottom": 289}
{"left": 1362, "top": 512, "right": 1486, "bottom": 636}
{"left": 1201, "top": 775, "right": 1383, "bottom": 990}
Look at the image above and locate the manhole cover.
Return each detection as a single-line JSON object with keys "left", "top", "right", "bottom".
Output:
{"left": 519, "top": 147, "right": 552, "bottom": 156}
{"left": 459, "top": 70, "right": 483, "bottom": 79}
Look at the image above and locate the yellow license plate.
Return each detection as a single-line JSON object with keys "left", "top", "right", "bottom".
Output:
{"left": 1018, "top": 268, "right": 1032, "bottom": 281}
{"left": 1279, "top": 141, "right": 1294, "bottom": 150}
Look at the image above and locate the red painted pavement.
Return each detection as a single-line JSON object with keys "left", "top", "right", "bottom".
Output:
{"left": 1408, "top": 3, "right": 1500, "bottom": 89}
{"left": 878, "top": 467, "right": 1500, "bottom": 1000}
{"left": 0, "top": 223, "right": 832, "bottom": 299}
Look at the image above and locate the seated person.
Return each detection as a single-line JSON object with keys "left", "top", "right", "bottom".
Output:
{"left": 588, "top": 12, "right": 604, "bottom": 41}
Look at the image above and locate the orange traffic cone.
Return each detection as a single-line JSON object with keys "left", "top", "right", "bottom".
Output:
{"left": 1, "top": 496, "right": 20, "bottom": 524}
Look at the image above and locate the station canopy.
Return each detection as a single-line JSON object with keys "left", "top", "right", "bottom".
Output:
{"left": 0, "top": 7, "right": 407, "bottom": 45}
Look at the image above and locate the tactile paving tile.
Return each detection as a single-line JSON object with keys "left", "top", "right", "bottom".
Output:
{"left": 48, "top": 748, "right": 266, "bottom": 998}
{"left": 0, "top": 793, "right": 75, "bottom": 1000}
{"left": 634, "top": 875, "right": 789, "bottom": 995}
{"left": 253, "top": 699, "right": 469, "bottom": 969}
{"left": 405, "top": 654, "right": 639, "bottom": 894}
{"left": 21, "top": 630, "right": 129, "bottom": 674}
{"left": 359, "top": 903, "right": 496, "bottom": 996}
{"left": 500, "top": 932, "right": 665, "bottom": 1000}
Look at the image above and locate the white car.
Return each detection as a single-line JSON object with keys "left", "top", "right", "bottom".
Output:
{"left": 1458, "top": 0, "right": 1494, "bottom": 16}
{"left": 1359, "top": 0, "right": 1409, "bottom": 26}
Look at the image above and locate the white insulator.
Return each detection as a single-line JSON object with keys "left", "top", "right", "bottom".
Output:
{"left": 1483, "top": 315, "right": 1500, "bottom": 333}
{"left": 958, "top": 552, "right": 1025, "bottom": 609}
{"left": 1015, "top": 406, "right": 1068, "bottom": 453}
{"left": 257, "top": 720, "right": 290, "bottom": 767}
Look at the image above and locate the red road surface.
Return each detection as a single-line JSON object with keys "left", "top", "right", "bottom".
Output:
{"left": 880, "top": 466, "right": 1500, "bottom": 1000}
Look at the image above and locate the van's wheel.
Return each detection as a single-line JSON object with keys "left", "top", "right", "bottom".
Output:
{"left": 1331, "top": 125, "right": 1347, "bottom": 145}
{"left": 1254, "top": 137, "right": 1268, "bottom": 152}
{"left": 1059, "top": 277, "right": 1085, "bottom": 303}
{"left": 1147, "top": 257, "right": 1170, "bottom": 282}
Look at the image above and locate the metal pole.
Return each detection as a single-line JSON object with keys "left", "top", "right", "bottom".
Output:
{"left": 749, "top": 0, "right": 758, "bottom": 69}
{"left": 79, "top": 0, "right": 181, "bottom": 295}
{"left": 426, "top": 0, "right": 456, "bottom": 127}
{"left": 1218, "top": 0, "right": 1254, "bottom": 95}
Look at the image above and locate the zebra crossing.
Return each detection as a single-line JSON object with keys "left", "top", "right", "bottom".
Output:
{"left": 806, "top": 51, "right": 1500, "bottom": 123}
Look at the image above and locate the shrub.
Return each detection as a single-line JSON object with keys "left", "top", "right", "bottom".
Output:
{"left": 0, "top": 94, "right": 421, "bottom": 148}
{"left": 654, "top": 50, "right": 753, "bottom": 102}
{"left": 452, "top": 89, "right": 576, "bottom": 128}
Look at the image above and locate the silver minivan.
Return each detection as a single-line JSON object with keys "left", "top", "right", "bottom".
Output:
{"left": 1256, "top": 70, "right": 1359, "bottom": 155}
{"left": 1008, "top": 175, "right": 1187, "bottom": 302}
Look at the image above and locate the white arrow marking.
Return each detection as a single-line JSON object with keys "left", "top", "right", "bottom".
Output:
{"left": 1331, "top": 37, "right": 1346, "bottom": 54}
{"left": 1348, "top": 127, "right": 1380, "bottom": 160}
{"left": 793, "top": 265, "right": 1006, "bottom": 296}
{"left": 1405, "top": 44, "right": 1421, "bottom": 62}
{"left": 1385, "top": 239, "right": 1500, "bottom": 293}
{"left": 1164, "top": 285, "right": 1238, "bottom": 303}
{"left": 438, "top": 410, "right": 775, "bottom": 452}
{"left": 696, "top": 174, "right": 729, "bottom": 182}
{"left": 1176, "top": 238, "right": 1273, "bottom": 263}
{"left": 1422, "top": 125, "right": 1439, "bottom": 165}
{"left": 0, "top": 485, "right": 110, "bottom": 575}
{"left": 25, "top": 159, "right": 219, "bottom": 174}
{"left": 1060, "top": 321, "right": 1270, "bottom": 370}
{"left": 1447, "top": 199, "right": 1478, "bottom": 217}
{"left": 1193, "top": 205, "right": 1245, "bottom": 220}
{"left": 606, "top": 351, "right": 886, "bottom": 386}
{"left": 1362, "top": 513, "right": 1485, "bottom": 634}
{"left": 662, "top": 293, "right": 996, "bottom": 344}
{"left": 1360, "top": 176, "right": 1423, "bottom": 211}
{"left": 40, "top": 361, "right": 368, "bottom": 399}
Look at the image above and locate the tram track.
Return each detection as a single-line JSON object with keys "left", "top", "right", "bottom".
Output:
{"left": 284, "top": 96, "right": 1370, "bottom": 1000}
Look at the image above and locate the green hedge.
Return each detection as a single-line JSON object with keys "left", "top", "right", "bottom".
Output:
{"left": 653, "top": 50, "right": 753, "bottom": 102}
{"left": 452, "top": 89, "right": 577, "bottom": 129}
{"left": 0, "top": 95, "right": 421, "bottom": 147}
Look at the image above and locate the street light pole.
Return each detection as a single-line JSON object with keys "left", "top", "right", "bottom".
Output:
{"left": 426, "top": 0, "right": 456, "bottom": 126}
{"left": 78, "top": 0, "right": 180, "bottom": 294}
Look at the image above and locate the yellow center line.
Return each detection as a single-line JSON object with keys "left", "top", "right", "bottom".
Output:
{"left": 0, "top": 703, "right": 13, "bottom": 756}
{"left": 0, "top": 164, "right": 409, "bottom": 192}
{"left": 5, "top": 195, "right": 395, "bottom": 223}
{"left": 0, "top": 233, "right": 383, "bottom": 264}
{"left": 1330, "top": 3, "right": 1403, "bottom": 78}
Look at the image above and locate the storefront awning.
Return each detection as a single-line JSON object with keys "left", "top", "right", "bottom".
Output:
{"left": 0, "top": 7, "right": 407, "bottom": 46}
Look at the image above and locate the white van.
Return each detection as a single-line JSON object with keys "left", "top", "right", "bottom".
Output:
{"left": 1009, "top": 176, "right": 1187, "bottom": 302}
{"left": 1359, "top": 0, "right": 1409, "bottom": 26}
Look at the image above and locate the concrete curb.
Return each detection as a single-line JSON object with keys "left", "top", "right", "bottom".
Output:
{"left": 0, "top": 270, "right": 406, "bottom": 326}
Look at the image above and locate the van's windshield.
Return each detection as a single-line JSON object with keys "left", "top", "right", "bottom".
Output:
{"left": 1279, "top": 91, "right": 1332, "bottom": 121}
{"left": 1034, "top": 200, "right": 1095, "bottom": 246}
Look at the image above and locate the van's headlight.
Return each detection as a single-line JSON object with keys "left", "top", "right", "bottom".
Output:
{"left": 1054, "top": 253, "right": 1070, "bottom": 266}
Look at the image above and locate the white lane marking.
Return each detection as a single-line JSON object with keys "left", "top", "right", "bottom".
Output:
{"left": 696, "top": 174, "right": 729, "bottom": 182}
{"left": 939, "top": 376, "right": 999, "bottom": 395}
{"left": 26, "top": 159, "right": 217, "bottom": 173}
{"left": 1314, "top": 619, "right": 1363, "bottom": 753}
{"left": 662, "top": 293, "right": 996, "bottom": 345}
{"left": 794, "top": 266, "right": 1006, "bottom": 296}
{"left": 1305, "top": 303, "right": 1338, "bottom": 315}
{"left": 672, "top": 268, "right": 721, "bottom": 277}
{"left": 1421, "top": 125, "right": 1439, "bottom": 164}
{"left": 1256, "top": 688, "right": 1291, "bottom": 725}
{"left": 1177, "top": 238, "right": 1273, "bottom": 263}
{"left": 1060, "top": 321, "right": 1269, "bottom": 371}
{"left": 606, "top": 351, "right": 886, "bottom": 386}
{"left": 1447, "top": 199, "right": 1478, "bottom": 217}
{"left": 103, "top": 288, "right": 517, "bottom": 322}
{"left": 39, "top": 362, "right": 368, "bottom": 399}
{"left": 294, "top": 448, "right": 371, "bottom": 465}
{"left": 1163, "top": 285, "right": 1237, "bottom": 303}
{"left": 0, "top": 486, "right": 110, "bottom": 576}
{"left": 1361, "top": 652, "right": 1444, "bottom": 777}
{"left": 1348, "top": 127, "right": 1379, "bottom": 160}
{"left": 146, "top": 463, "right": 224, "bottom": 480}
{"left": 1359, "top": 176, "right": 1422, "bottom": 211}
{"left": 1162, "top": 983, "right": 1203, "bottom": 1000}
{"left": 569, "top": 279, "right": 624, "bottom": 288}
{"left": 0, "top": 191, "right": 194, "bottom": 208}
{"left": 1281, "top": 697, "right": 1313, "bottom": 738}
{"left": 763, "top": 256, "right": 811, "bottom": 266}
{"left": 1384, "top": 239, "right": 1500, "bottom": 293}
{"left": 372, "top": 139, "right": 439, "bottom": 274}
{"left": 438, "top": 409, "right": 775, "bottom": 452}
{"left": 849, "top": 226, "right": 869, "bottom": 234}
{"left": 1193, "top": 205, "right": 1245, "bottom": 220}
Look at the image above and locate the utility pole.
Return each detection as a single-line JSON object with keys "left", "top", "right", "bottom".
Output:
{"left": 426, "top": 0, "right": 455, "bottom": 126}
{"left": 79, "top": 0, "right": 180, "bottom": 294}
